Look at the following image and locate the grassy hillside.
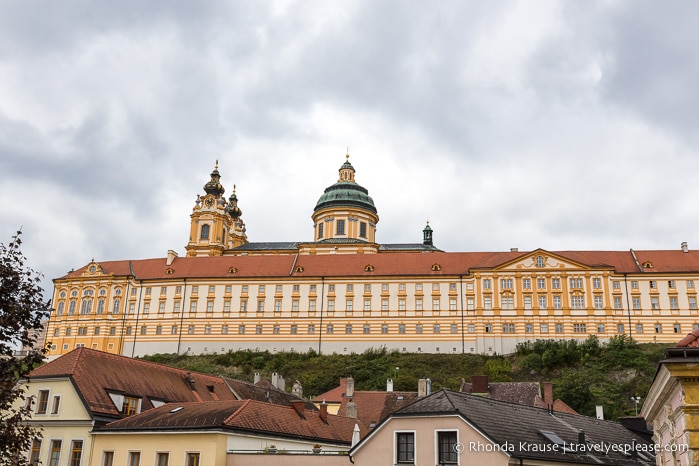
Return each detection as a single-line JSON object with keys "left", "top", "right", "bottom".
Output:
{"left": 142, "top": 335, "right": 669, "bottom": 420}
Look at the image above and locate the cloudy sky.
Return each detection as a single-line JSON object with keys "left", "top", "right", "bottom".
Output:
{"left": 2, "top": 0, "right": 698, "bottom": 293}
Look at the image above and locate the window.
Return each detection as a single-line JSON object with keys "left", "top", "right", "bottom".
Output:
{"left": 186, "top": 453, "right": 200, "bottom": 466}
{"left": 259, "top": 284, "right": 266, "bottom": 294}
{"left": 273, "top": 325, "right": 280, "bottom": 334}
{"left": 650, "top": 280, "right": 657, "bottom": 289}
{"left": 69, "top": 301, "right": 76, "bottom": 314}
{"left": 400, "top": 324, "right": 406, "bottom": 334}
{"left": 613, "top": 280, "right": 620, "bottom": 289}
{"left": 206, "top": 301, "right": 214, "bottom": 313}
{"left": 503, "top": 323, "right": 515, "bottom": 333}
{"left": 522, "top": 278, "right": 531, "bottom": 289}
{"left": 655, "top": 323, "right": 662, "bottom": 333}
{"left": 173, "top": 301, "right": 180, "bottom": 314}
{"left": 29, "top": 438, "right": 42, "bottom": 465}
{"left": 631, "top": 281, "right": 638, "bottom": 289}
{"left": 399, "top": 299, "right": 406, "bottom": 311}
{"left": 651, "top": 297, "right": 659, "bottom": 310}
{"left": 347, "top": 284, "right": 353, "bottom": 292}
{"left": 140, "top": 326, "right": 147, "bottom": 335}
{"left": 49, "top": 440, "right": 62, "bottom": 466}
{"left": 308, "top": 324, "right": 315, "bottom": 334}
{"left": 51, "top": 395, "right": 61, "bottom": 414}
{"left": 327, "top": 324, "right": 333, "bottom": 334}
{"left": 292, "top": 300, "right": 299, "bottom": 312}
{"left": 416, "top": 299, "right": 423, "bottom": 311}
{"left": 467, "top": 298, "right": 474, "bottom": 310}
{"left": 189, "top": 301, "right": 197, "bottom": 313}
{"left": 670, "top": 297, "right": 679, "bottom": 309}
{"left": 451, "top": 324, "right": 458, "bottom": 334}
{"left": 688, "top": 280, "right": 695, "bottom": 289}
{"left": 171, "top": 325, "right": 178, "bottom": 335}
{"left": 449, "top": 298, "right": 457, "bottom": 311}
{"left": 537, "top": 278, "right": 546, "bottom": 289}
{"left": 501, "top": 296, "right": 514, "bottom": 309}
{"left": 200, "top": 224, "right": 209, "bottom": 240}
{"left": 256, "top": 325, "right": 263, "bottom": 334}
{"left": 224, "top": 301, "right": 231, "bottom": 313}
{"left": 485, "top": 324, "right": 492, "bottom": 333}
{"left": 617, "top": 324, "right": 624, "bottom": 334}
{"left": 483, "top": 279, "right": 491, "bottom": 290}
{"left": 97, "top": 299, "right": 105, "bottom": 314}
{"left": 290, "top": 325, "right": 297, "bottom": 334}
{"left": 238, "top": 325, "right": 245, "bottom": 334}
{"left": 364, "top": 324, "right": 370, "bottom": 334}
{"left": 432, "top": 324, "right": 441, "bottom": 333}
{"left": 433, "top": 299, "right": 440, "bottom": 311}
{"left": 437, "top": 431, "right": 458, "bottom": 464}
{"left": 345, "top": 324, "right": 352, "bottom": 334}
{"left": 347, "top": 299, "right": 353, "bottom": 311}
{"left": 192, "top": 286, "right": 199, "bottom": 294}
{"left": 329, "top": 284, "right": 335, "bottom": 292}
{"left": 102, "top": 451, "right": 114, "bottom": 466}
{"left": 571, "top": 295, "right": 584, "bottom": 309}
{"left": 570, "top": 278, "right": 583, "bottom": 288}
{"left": 205, "top": 325, "right": 211, "bottom": 334}
{"left": 597, "top": 324, "right": 604, "bottom": 333}
{"left": 36, "top": 389, "right": 49, "bottom": 414}
{"left": 329, "top": 299, "right": 336, "bottom": 311}
{"left": 484, "top": 297, "right": 492, "bottom": 310}
{"left": 636, "top": 323, "right": 643, "bottom": 334}
{"left": 432, "top": 283, "right": 440, "bottom": 291}
{"left": 536, "top": 255, "right": 545, "bottom": 267}
{"left": 57, "top": 301, "right": 65, "bottom": 316}
{"left": 364, "top": 283, "right": 371, "bottom": 292}
{"left": 614, "top": 297, "right": 623, "bottom": 310}
{"left": 396, "top": 432, "right": 415, "bottom": 464}
{"left": 555, "top": 323, "right": 563, "bottom": 333}
{"left": 500, "top": 278, "right": 513, "bottom": 289}
{"left": 359, "top": 222, "right": 367, "bottom": 238}
{"left": 128, "top": 452, "right": 140, "bottom": 466}
{"left": 122, "top": 396, "right": 140, "bottom": 416}
{"left": 382, "top": 299, "right": 389, "bottom": 311}
{"left": 553, "top": 296, "right": 561, "bottom": 309}
{"left": 318, "top": 222, "right": 324, "bottom": 238}
{"left": 156, "top": 452, "right": 169, "bottom": 466}
{"left": 382, "top": 283, "right": 390, "bottom": 292}
{"left": 552, "top": 278, "right": 561, "bottom": 289}
{"left": 158, "top": 302, "right": 165, "bottom": 313}
{"left": 468, "top": 324, "right": 475, "bottom": 333}
{"left": 70, "top": 440, "right": 83, "bottom": 466}
{"left": 257, "top": 300, "right": 265, "bottom": 312}
{"left": 524, "top": 296, "right": 532, "bottom": 310}
{"left": 416, "top": 324, "right": 423, "bottom": 334}
{"left": 336, "top": 219, "right": 345, "bottom": 235}
{"left": 240, "top": 300, "right": 247, "bottom": 312}
{"left": 538, "top": 295, "right": 546, "bottom": 309}
{"left": 691, "top": 297, "right": 698, "bottom": 310}
{"left": 540, "top": 323, "right": 549, "bottom": 333}
{"left": 364, "top": 299, "right": 371, "bottom": 311}
{"left": 156, "top": 325, "right": 162, "bottom": 335}
{"left": 674, "top": 323, "right": 681, "bottom": 333}
{"left": 633, "top": 297, "right": 641, "bottom": 310}
{"left": 188, "top": 325, "right": 195, "bottom": 334}
{"left": 415, "top": 283, "right": 423, "bottom": 291}
{"left": 525, "top": 323, "right": 533, "bottom": 333}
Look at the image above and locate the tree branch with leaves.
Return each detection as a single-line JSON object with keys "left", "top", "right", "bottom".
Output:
{"left": 0, "top": 231, "right": 50, "bottom": 466}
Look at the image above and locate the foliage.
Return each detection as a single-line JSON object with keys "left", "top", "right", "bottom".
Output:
{"left": 0, "top": 231, "right": 50, "bottom": 465}
{"left": 142, "top": 335, "right": 670, "bottom": 421}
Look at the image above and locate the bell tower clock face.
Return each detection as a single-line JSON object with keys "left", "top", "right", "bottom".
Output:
{"left": 204, "top": 197, "right": 215, "bottom": 207}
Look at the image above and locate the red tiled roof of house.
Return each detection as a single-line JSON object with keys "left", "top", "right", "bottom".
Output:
{"left": 461, "top": 382, "right": 541, "bottom": 406}
{"left": 98, "top": 399, "right": 368, "bottom": 444}
{"left": 677, "top": 328, "right": 699, "bottom": 347}
{"left": 337, "top": 391, "right": 418, "bottom": 427}
{"left": 57, "top": 248, "right": 699, "bottom": 282}
{"left": 312, "top": 378, "right": 348, "bottom": 403}
{"left": 28, "top": 348, "right": 309, "bottom": 418}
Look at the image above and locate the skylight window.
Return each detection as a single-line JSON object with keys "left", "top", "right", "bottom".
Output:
{"left": 169, "top": 406, "right": 184, "bottom": 413}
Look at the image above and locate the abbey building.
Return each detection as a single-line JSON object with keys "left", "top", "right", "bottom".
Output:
{"left": 46, "top": 155, "right": 699, "bottom": 358}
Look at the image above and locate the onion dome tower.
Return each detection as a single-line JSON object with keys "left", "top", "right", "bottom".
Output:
{"left": 186, "top": 161, "right": 247, "bottom": 257}
{"left": 312, "top": 153, "right": 379, "bottom": 246}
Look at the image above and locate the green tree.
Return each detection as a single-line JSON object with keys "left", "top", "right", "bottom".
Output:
{"left": 0, "top": 231, "right": 50, "bottom": 465}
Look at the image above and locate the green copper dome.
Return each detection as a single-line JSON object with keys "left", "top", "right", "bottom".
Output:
{"left": 314, "top": 181, "right": 377, "bottom": 213}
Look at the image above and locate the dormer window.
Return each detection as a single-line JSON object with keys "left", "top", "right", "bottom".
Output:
{"left": 107, "top": 392, "right": 142, "bottom": 417}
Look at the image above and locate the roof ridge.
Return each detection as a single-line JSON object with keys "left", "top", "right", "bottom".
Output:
{"left": 224, "top": 398, "right": 252, "bottom": 423}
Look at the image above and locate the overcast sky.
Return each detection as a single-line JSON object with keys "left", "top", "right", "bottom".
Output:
{"left": 2, "top": 0, "right": 698, "bottom": 294}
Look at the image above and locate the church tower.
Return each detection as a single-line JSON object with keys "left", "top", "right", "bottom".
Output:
{"left": 310, "top": 153, "right": 379, "bottom": 252}
{"left": 185, "top": 162, "right": 247, "bottom": 257}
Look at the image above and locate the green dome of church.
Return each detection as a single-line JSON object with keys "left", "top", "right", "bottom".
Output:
{"left": 314, "top": 157, "right": 377, "bottom": 214}
{"left": 314, "top": 182, "right": 377, "bottom": 213}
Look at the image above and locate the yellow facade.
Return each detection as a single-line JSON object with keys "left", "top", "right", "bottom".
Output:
{"left": 45, "top": 156, "right": 699, "bottom": 358}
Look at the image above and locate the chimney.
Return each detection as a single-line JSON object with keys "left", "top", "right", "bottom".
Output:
{"left": 426, "top": 378, "right": 432, "bottom": 396}
{"left": 596, "top": 405, "right": 604, "bottom": 420}
{"left": 292, "top": 380, "right": 303, "bottom": 398}
{"left": 346, "top": 399, "right": 357, "bottom": 419}
{"left": 345, "top": 376, "right": 355, "bottom": 397}
{"left": 418, "top": 379, "right": 427, "bottom": 398}
{"left": 254, "top": 372, "right": 261, "bottom": 384}
{"left": 277, "top": 374, "right": 286, "bottom": 392}
{"left": 319, "top": 400, "right": 328, "bottom": 424}
{"left": 682, "top": 242, "right": 689, "bottom": 253}
{"left": 472, "top": 375, "right": 489, "bottom": 394}
{"left": 578, "top": 430, "right": 585, "bottom": 445}
{"left": 290, "top": 400, "right": 305, "bottom": 419}
{"left": 166, "top": 249, "right": 178, "bottom": 266}
{"left": 543, "top": 382, "right": 553, "bottom": 409}
{"left": 272, "top": 372, "right": 279, "bottom": 388}
{"left": 387, "top": 378, "right": 393, "bottom": 392}
{"left": 510, "top": 247, "right": 518, "bottom": 252}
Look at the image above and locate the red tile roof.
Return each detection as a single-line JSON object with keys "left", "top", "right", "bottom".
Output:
{"left": 98, "top": 399, "right": 368, "bottom": 444}
{"left": 337, "top": 391, "right": 418, "bottom": 427}
{"left": 28, "top": 348, "right": 309, "bottom": 418}
{"left": 57, "top": 248, "right": 699, "bottom": 282}
{"left": 677, "top": 328, "right": 699, "bottom": 347}
{"left": 460, "top": 382, "right": 541, "bottom": 406}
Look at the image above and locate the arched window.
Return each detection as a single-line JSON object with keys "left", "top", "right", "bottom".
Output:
{"left": 201, "top": 224, "right": 210, "bottom": 240}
